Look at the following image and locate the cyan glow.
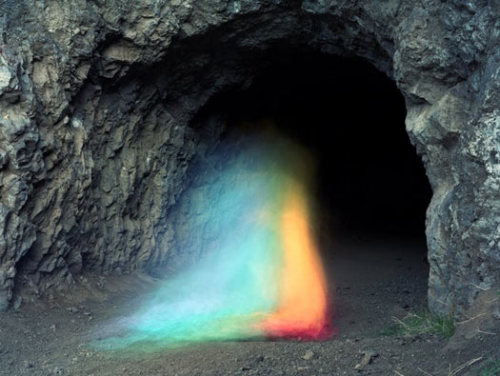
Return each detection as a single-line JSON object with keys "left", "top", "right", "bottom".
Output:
{"left": 94, "top": 126, "right": 332, "bottom": 351}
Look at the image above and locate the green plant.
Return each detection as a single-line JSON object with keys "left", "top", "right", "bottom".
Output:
{"left": 479, "top": 359, "right": 500, "bottom": 376}
{"left": 380, "top": 311, "right": 455, "bottom": 338}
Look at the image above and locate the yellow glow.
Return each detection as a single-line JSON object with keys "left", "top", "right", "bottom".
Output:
{"left": 261, "top": 183, "right": 329, "bottom": 338}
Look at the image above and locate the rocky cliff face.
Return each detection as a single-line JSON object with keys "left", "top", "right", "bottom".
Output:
{"left": 0, "top": 0, "right": 498, "bottom": 316}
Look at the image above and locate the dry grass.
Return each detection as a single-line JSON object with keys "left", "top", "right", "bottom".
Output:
{"left": 479, "top": 359, "right": 500, "bottom": 376}
{"left": 380, "top": 311, "right": 455, "bottom": 338}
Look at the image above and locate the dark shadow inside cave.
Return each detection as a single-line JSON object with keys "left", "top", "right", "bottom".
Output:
{"left": 191, "top": 51, "right": 433, "bottom": 335}
{"left": 195, "top": 51, "right": 432, "bottom": 244}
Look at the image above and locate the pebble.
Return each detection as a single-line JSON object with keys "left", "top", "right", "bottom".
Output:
{"left": 301, "top": 350, "right": 315, "bottom": 360}
{"left": 492, "top": 307, "right": 500, "bottom": 320}
{"left": 13, "top": 296, "right": 22, "bottom": 311}
{"left": 362, "top": 350, "right": 379, "bottom": 358}
{"left": 354, "top": 350, "right": 378, "bottom": 369}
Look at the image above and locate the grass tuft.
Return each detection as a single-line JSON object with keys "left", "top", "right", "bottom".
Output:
{"left": 380, "top": 311, "right": 455, "bottom": 338}
{"left": 479, "top": 359, "right": 500, "bottom": 376}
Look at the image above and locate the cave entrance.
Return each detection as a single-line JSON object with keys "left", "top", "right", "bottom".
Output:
{"left": 189, "top": 51, "right": 432, "bottom": 335}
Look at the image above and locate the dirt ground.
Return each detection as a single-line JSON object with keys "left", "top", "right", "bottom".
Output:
{"left": 1, "top": 239, "right": 498, "bottom": 376}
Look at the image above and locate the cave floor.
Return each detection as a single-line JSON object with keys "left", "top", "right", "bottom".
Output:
{"left": 1, "top": 240, "right": 498, "bottom": 376}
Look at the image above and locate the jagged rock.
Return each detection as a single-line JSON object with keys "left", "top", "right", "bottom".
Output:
{"left": 0, "top": 0, "right": 497, "bottom": 315}
{"left": 0, "top": 203, "right": 36, "bottom": 310}
{"left": 0, "top": 149, "right": 8, "bottom": 170}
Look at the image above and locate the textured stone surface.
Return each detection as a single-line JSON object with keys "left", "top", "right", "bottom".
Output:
{"left": 0, "top": 0, "right": 498, "bottom": 315}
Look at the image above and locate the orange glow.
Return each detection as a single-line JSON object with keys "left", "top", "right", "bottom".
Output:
{"left": 261, "top": 183, "right": 331, "bottom": 339}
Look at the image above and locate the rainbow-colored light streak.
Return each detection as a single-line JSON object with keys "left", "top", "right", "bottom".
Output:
{"left": 95, "top": 128, "right": 332, "bottom": 350}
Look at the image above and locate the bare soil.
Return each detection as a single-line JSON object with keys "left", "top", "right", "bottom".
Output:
{"left": 1, "top": 240, "right": 498, "bottom": 376}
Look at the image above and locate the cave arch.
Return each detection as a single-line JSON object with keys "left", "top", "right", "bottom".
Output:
{"left": 189, "top": 51, "right": 432, "bottom": 242}
{"left": 154, "top": 51, "right": 433, "bottom": 331}
{"left": 0, "top": 1, "right": 497, "bottom": 320}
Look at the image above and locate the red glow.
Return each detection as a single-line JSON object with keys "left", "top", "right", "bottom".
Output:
{"left": 260, "top": 184, "right": 333, "bottom": 340}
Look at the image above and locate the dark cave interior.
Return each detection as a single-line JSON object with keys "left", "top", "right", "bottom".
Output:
{"left": 195, "top": 51, "right": 432, "bottom": 252}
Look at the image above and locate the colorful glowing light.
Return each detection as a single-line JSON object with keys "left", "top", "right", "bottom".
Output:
{"left": 94, "top": 127, "right": 332, "bottom": 350}
{"left": 260, "top": 184, "right": 330, "bottom": 340}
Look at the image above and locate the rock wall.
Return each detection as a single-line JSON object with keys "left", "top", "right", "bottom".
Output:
{"left": 0, "top": 0, "right": 498, "bottom": 316}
